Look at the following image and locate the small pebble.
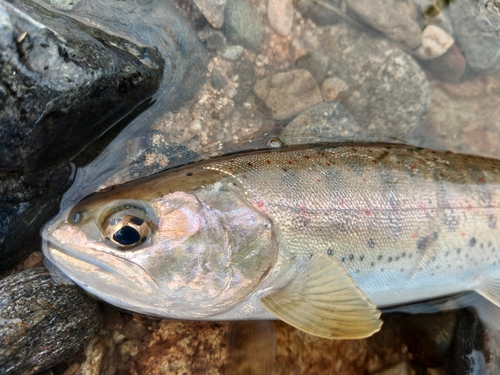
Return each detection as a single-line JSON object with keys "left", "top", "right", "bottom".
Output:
{"left": 218, "top": 45, "right": 244, "bottom": 60}
{"left": 413, "top": 25, "right": 454, "bottom": 60}
{"left": 267, "top": 0, "right": 293, "bottom": 37}
{"left": 321, "top": 77, "right": 349, "bottom": 102}
{"left": 253, "top": 69, "right": 323, "bottom": 120}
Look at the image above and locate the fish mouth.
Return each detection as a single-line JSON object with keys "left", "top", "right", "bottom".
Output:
{"left": 41, "top": 221, "right": 163, "bottom": 312}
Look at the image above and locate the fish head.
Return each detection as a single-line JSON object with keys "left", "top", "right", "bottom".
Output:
{"left": 42, "top": 169, "right": 278, "bottom": 319}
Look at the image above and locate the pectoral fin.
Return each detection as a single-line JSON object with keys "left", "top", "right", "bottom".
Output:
{"left": 476, "top": 275, "right": 500, "bottom": 308}
{"left": 260, "top": 254, "right": 382, "bottom": 339}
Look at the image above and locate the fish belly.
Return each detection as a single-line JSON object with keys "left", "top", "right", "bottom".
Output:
{"left": 209, "top": 145, "right": 500, "bottom": 308}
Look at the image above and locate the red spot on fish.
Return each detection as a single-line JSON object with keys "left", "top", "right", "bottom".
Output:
{"left": 316, "top": 179, "right": 321, "bottom": 183}
{"left": 466, "top": 203, "right": 473, "bottom": 211}
{"left": 247, "top": 162, "right": 254, "bottom": 167}
{"left": 373, "top": 160, "right": 379, "bottom": 164}
{"left": 411, "top": 165, "right": 416, "bottom": 170}
{"left": 242, "top": 174, "right": 247, "bottom": 179}
{"left": 411, "top": 233, "right": 418, "bottom": 238}
{"left": 326, "top": 162, "right": 331, "bottom": 166}
{"left": 364, "top": 210, "right": 371, "bottom": 216}
{"left": 351, "top": 148, "right": 358, "bottom": 152}
{"left": 255, "top": 200, "right": 265, "bottom": 208}
{"left": 338, "top": 198, "right": 345, "bottom": 207}
{"left": 461, "top": 231, "right": 466, "bottom": 237}
{"left": 366, "top": 168, "right": 371, "bottom": 172}
{"left": 282, "top": 168, "right": 288, "bottom": 172}
{"left": 478, "top": 176, "right": 485, "bottom": 184}
{"left": 362, "top": 177, "right": 367, "bottom": 182}
{"left": 304, "top": 155, "right": 311, "bottom": 159}
{"left": 229, "top": 167, "right": 234, "bottom": 171}
{"left": 288, "top": 160, "right": 293, "bottom": 165}
{"left": 266, "top": 159, "right": 271, "bottom": 164}
{"left": 264, "top": 181, "right": 269, "bottom": 186}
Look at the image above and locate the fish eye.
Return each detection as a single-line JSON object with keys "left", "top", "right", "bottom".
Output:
{"left": 101, "top": 206, "right": 153, "bottom": 249}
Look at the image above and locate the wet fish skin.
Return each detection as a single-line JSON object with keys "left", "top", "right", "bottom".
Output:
{"left": 42, "top": 145, "right": 500, "bottom": 338}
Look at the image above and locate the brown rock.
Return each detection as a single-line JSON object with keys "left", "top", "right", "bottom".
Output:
{"left": 426, "top": 44, "right": 467, "bottom": 84}
{"left": 267, "top": 0, "right": 294, "bottom": 36}
{"left": 254, "top": 69, "right": 323, "bottom": 120}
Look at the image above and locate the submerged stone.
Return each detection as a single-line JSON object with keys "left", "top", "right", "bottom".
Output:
{"left": 0, "top": 268, "right": 103, "bottom": 375}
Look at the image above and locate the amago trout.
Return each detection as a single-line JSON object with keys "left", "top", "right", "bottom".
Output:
{"left": 42, "top": 145, "right": 500, "bottom": 339}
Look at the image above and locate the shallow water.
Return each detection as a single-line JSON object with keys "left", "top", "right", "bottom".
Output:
{"left": 8, "top": 0, "right": 500, "bottom": 373}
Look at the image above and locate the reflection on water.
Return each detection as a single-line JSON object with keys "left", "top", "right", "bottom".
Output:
{"left": 14, "top": 0, "right": 500, "bottom": 373}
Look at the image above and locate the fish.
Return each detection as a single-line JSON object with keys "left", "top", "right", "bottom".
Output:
{"left": 41, "top": 145, "right": 500, "bottom": 339}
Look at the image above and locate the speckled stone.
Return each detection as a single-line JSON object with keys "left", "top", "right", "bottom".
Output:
{"left": 223, "top": 0, "right": 263, "bottom": 50}
{"left": 449, "top": 0, "right": 500, "bottom": 78}
{"left": 0, "top": 268, "right": 103, "bottom": 375}
{"left": 282, "top": 101, "right": 368, "bottom": 146}
{"left": 321, "top": 24, "right": 430, "bottom": 141}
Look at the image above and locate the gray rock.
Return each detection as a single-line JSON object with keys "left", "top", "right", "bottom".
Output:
{"left": 0, "top": 0, "right": 163, "bottom": 172}
{"left": 282, "top": 101, "right": 371, "bottom": 146}
{"left": 345, "top": 0, "right": 422, "bottom": 49}
{"left": 0, "top": 163, "right": 73, "bottom": 273}
{"left": 295, "top": 0, "right": 342, "bottom": 26}
{"left": 296, "top": 52, "right": 329, "bottom": 84}
{"left": 0, "top": 268, "right": 103, "bottom": 375}
{"left": 449, "top": 0, "right": 500, "bottom": 78}
{"left": 223, "top": 0, "right": 263, "bottom": 50}
{"left": 193, "top": 0, "right": 227, "bottom": 28}
{"left": 322, "top": 24, "right": 430, "bottom": 140}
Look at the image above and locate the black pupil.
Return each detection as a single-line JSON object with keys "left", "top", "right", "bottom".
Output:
{"left": 113, "top": 226, "right": 141, "bottom": 246}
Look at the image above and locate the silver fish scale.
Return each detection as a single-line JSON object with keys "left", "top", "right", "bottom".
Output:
{"left": 207, "top": 146, "right": 500, "bottom": 306}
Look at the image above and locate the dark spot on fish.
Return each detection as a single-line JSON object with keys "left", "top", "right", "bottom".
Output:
{"left": 433, "top": 232, "right": 438, "bottom": 239}
{"left": 349, "top": 254, "right": 354, "bottom": 261}
{"left": 309, "top": 253, "right": 313, "bottom": 259}
{"left": 408, "top": 253, "right": 413, "bottom": 258}
{"left": 325, "top": 162, "right": 331, "bottom": 166}
{"left": 360, "top": 255, "right": 364, "bottom": 261}
{"left": 242, "top": 175, "right": 247, "bottom": 179}
{"left": 341, "top": 257, "right": 345, "bottom": 262}
{"left": 282, "top": 168, "right": 287, "bottom": 172}
{"left": 372, "top": 159, "right": 379, "bottom": 164}
{"left": 288, "top": 160, "right": 293, "bottom": 165}
{"left": 402, "top": 252, "right": 406, "bottom": 258}
{"left": 388, "top": 257, "right": 392, "bottom": 262}
{"left": 371, "top": 262, "right": 375, "bottom": 266}
{"left": 445, "top": 251, "right": 449, "bottom": 256}
{"left": 378, "top": 255, "right": 383, "bottom": 261}
{"left": 367, "top": 238, "right": 375, "bottom": 248}
{"left": 266, "top": 160, "right": 271, "bottom": 164}
{"left": 232, "top": 183, "right": 237, "bottom": 186}
{"left": 304, "top": 155, "right": 310, "bottom": 159}
{"left": 480, "top": 243, "right": 484, "bottom": 249}
{"left": 130, "top": 216, "right": 144, "bottom": 226}
{"left": 488, "top": 214, "right": 497, "bottom": 229}
{"left": 417, "top": 236, "right": 432, "bottom": 251}
{"left": 488, "top": 241, "right": 492, "bottom": 247}
{"left": 380, "top": 268, "right": 384, "bottom": 272}
{"left": 431, "top": 256, "right": 436, "bottom": 261}
{"left": 400, "top": 268, "right": 404, "bottom": 273}
{"left": 186, "top": 172, "right": 193, "bottom": 176}
{"left": 457, "top": 248, "right": 461, "bottom": 254}
{"left": 327, "top": 248, "right": 333, "bottom": 256}
{"left": 247, "top": 162, "right": 254, "bottom": 167}
{"left": 469, "top": 237, "right": 477, "bottom": 247}
{"left": 395, "top": 257, "right": 399, "bottom": 261}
